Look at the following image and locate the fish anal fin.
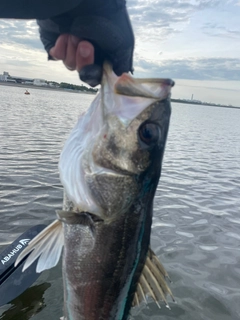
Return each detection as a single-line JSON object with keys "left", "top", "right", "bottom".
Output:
{"left": 15, "top": 219, "right": 63, "bottom": 273}
{"left": 148, "top": 247, "right": 171, "bottom": 281}
{"left": 132, "top": 248, "right": 174, "bottom": 309}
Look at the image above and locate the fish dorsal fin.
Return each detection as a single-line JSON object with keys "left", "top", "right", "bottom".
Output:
{"left": 15, "top": 220, "right": 64, "bottom": 273}
{"left": 132, "top": 248, "right": 174, "bottom": 309}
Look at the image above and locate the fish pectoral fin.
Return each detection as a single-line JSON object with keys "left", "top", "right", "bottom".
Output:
{"left": 15, "top": 219, "right": 64, "bottom": 273}
{"left": 133, "top": 248, "right": 174, "bottom": 309}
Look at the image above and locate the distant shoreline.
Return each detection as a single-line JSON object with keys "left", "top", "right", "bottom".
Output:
{"left": 0, "top": 81, "right": 96, "bottom": 95}
{"left": 1, "top": 81, "right": 239, "bottom": 109}
{"left": 171, "top": 99, "right": 240, "bottom": 110}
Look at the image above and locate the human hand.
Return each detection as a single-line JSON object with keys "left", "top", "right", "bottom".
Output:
{"left": 37, "top": 0, "right": 134, "bottom": 87}
{"left": 49, "top": 35, "right": 101, "bottom": 87}
{"left": 49, "top": 35, "right": 94, "bottom": 72}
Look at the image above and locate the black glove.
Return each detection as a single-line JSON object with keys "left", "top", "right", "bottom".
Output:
{"left": 38, "top": 0, "right": 134, "bottom": 86}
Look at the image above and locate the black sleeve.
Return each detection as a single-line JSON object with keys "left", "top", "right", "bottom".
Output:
{"left": 0, "top": 0, "right": 82, "bottom": 19}
{"left": 37, "top": 0, "right": 134, "bottom": 83}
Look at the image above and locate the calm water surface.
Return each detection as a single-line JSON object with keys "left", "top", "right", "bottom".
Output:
{"left": 0, "top": 85, "right": 239, "bottom": 320}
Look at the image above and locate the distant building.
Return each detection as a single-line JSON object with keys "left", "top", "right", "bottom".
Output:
{"left": 0, "top": 73, "right": 48, "bottom": 87}
{"left": 23, "top": 81, "right": 33, "bottom": 85}
{"left": 33, "top": 79, "right": 47, "bottom": 86}
{"left": 192, "top": 99, "right": 202, "bottom": 103}
{"left": 0, "top": 71, "right": 9, "bottom": 81}
{"left": 0, "top": 72, "right": 35, "bottom": 84}
{"left": 48, "top": 82, "right": 60, "bottom": 88}
{"left": 7, "top": 79, "right": 17, "bottom": 83}
{"left": 0, "top": 74, "right": 7, "bottom": 81}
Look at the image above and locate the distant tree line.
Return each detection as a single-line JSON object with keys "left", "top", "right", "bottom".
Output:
{"left": 59, "top": 82, "right": 98, "bottom": 93}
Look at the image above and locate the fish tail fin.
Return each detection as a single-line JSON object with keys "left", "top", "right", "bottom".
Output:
{"left": 15, "top": 219, "right": 64, "bottom": 273}
{"left": 133, "top": 248, "right": 174, "bottom": 308}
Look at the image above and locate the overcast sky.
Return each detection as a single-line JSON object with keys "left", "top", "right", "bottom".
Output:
{"left": 0, "top": 0, "right": 239, "bottom": 105}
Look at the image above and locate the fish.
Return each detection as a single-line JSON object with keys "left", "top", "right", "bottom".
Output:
{"left": 15, "top": 63, "right": 174, "bottom": 319}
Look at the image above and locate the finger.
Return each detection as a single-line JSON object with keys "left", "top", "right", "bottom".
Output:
{"left": 76, "top": 41, "right": 94, "bottom": 72}
{"left": 79, "top": 64, "right": 102, "bottom": 87}
{"left": 49, "top": 34, "right": 69, "bottom": 61}
{"left": 63, "top": 35, "right": 81, "bottom": 71}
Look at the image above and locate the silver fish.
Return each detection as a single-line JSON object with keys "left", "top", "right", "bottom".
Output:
{"left": 16, "top": 64, "right": 174, "bottom": 319}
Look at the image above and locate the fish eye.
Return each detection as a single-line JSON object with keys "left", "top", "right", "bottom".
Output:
{"left": 139, "top": 122, "right": 161, "bottom": 145}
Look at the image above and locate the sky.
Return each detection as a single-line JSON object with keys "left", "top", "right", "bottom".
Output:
{"left": 0, "top": 0, "right": 239, "bottom": 105}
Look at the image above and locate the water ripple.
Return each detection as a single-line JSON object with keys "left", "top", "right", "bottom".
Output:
{"left": 0, "top": 88, "right": 240, "bottom": 319}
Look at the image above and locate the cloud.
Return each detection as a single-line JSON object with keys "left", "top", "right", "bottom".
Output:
{"left": 128, "top": 0, "right": 223, "bottom": 41}
{"left": 202, "top": 23, "right": 240, "bottom": 39}
{"left": 0, "top": 20, "right": 42, "bottom": 50}
{"left": 134, "top": 57, "right": 240, "bottom": 81}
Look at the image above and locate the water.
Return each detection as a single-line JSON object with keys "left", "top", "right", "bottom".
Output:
{"left": 0, "top": 85, "right": 239, "bottom": 319}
